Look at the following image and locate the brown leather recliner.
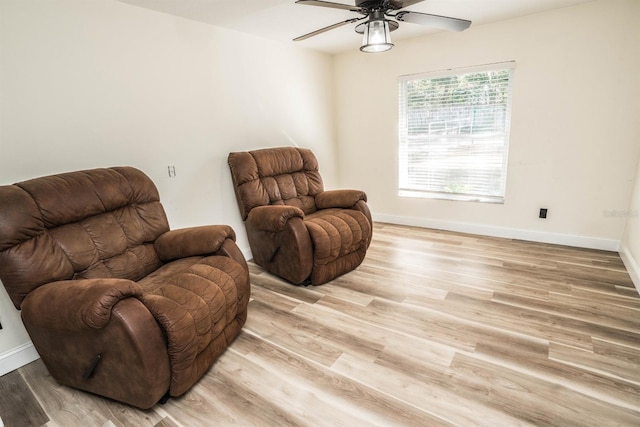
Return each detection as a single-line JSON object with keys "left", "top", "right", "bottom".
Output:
{"left": 228, "top": 147, "right": 372, "bottom": 285}
{"left": 0, "top": 167, "right": 250, "bottom": 409}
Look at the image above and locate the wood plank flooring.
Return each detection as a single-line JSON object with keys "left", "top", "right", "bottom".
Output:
{"left": 1, "top": 222, "right": 639, "bottom": 426}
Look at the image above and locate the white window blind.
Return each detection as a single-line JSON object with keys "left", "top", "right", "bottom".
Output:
{"left": 398, "top": 62, "right": 515, "bottom": 203}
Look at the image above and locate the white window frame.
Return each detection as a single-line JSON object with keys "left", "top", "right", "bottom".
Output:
{"left": 398, "top": 62, "right": 515, "bottom": 204}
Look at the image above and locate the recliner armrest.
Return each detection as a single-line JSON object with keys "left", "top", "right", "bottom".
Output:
{"left": 155, "top": 225, "right": 236, "bottom": 261}
{"left": 246, "top": 205, "right": 305, "bottom": 232}
{"left": 315, "top": 189, "right": 367, "bottom": 209}
{"left": 21, "top": 278, "right": 142, "bottom": 331}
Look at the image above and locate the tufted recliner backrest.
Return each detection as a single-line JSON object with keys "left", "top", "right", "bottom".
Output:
{"left": 228, "top": 147, "right": 324, "bottom": 220}
{"left": 0, "top": 167, "right": 170, "bottom": 308}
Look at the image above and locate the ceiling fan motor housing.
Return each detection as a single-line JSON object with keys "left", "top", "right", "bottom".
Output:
{"left": 356, "top": 0, "right": 379, "bottom": 7}
{"left": 355, "top": 9, "right": 399, "bottom": 34}
{"left": 356, "top": 0, "right": 403, "bottom": 10}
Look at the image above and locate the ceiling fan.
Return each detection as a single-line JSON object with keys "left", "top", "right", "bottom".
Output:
{"left": 293, "top": 0, "right": 471, "bottom": 53}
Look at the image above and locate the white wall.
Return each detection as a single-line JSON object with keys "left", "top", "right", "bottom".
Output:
{"left": 333, "top": 0, "right": 640, "bottom": 250}
{"left": 621, "top": 158, "right": 640, "bottom": 293}
{"left": 616, "top": 1, "right": 640, "bottom": 294}
{"left": 0, "top": 0, "right": 335, "bottom": 371}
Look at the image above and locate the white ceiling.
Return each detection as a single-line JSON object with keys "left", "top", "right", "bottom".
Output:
{"left": 116, "top": 0, "right": 595, "bottom": 54}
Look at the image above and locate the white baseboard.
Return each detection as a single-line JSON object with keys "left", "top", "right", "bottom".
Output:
{"left": 619, "top": 243, "right": 640, "bottom": 295}
{"left": 0, "top": 342, "right": 40, "bottom": 376}
{"left": 373, "top": 213, "right": 621, "bottom": 252}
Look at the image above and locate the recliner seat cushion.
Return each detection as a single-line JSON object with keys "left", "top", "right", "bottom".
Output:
{"left": 138, "top": 254, "right": 249, "bottom": 396}
{"left": 305, "top": 209, "right": 369, "bottom": 265}
{"left": 304, "top": 208, "right": 371, "bottom": 284}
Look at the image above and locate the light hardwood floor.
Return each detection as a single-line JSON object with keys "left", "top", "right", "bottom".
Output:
{"left": 1, "top": 222, "right": 640, "bottom": 426}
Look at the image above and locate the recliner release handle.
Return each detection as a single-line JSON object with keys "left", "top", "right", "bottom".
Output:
{"left": 269, "top": 246, "right": 280, "bottom": 263}
{"left": 82, "top": 354, "right": 102, "bottom": 380}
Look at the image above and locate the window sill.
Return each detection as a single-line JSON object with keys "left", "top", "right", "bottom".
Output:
{"left": 399, "top": 189, "right": 504, "bottom": 204}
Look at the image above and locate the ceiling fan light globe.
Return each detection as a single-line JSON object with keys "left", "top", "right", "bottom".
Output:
{"left": 360, "top": 42, "right": 394, "bottom": 53}
{"left": 360, "top": 19, "right": 393, "bottom": 53}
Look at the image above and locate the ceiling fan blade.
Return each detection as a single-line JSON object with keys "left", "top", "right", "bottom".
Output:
{"left": 295, "top": 0, "right": 363, "bottom": 12}
{"left": 395, "top": 11, "right": 471, "bottom": 32}
{"left": 293, "top": 18, "right": 362, "bottom": 41}
{"left": 386, "top": 0, "right": 425, "bottom": 10}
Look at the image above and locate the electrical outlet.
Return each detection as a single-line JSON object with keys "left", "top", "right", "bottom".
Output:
{"left": 168, "top": 165, "right": 176, "bottom": 178}
{"left": 539, "top": 208, "right": 548, "bottom": 219}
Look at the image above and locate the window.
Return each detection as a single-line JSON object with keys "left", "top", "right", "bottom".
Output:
{"left": 398, "top": 62, "right": 515, "bottom": 203}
